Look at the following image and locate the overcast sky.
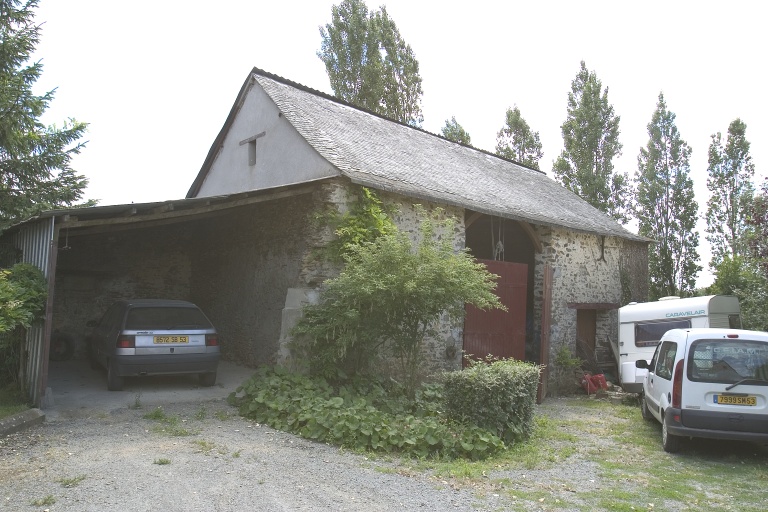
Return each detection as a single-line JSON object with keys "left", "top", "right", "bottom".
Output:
{"left": 31, "top": 0, "right": 766, "bottom": 287}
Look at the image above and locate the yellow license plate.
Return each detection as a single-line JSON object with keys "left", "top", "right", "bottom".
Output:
{"left": 153, "top": 335, "right": 189, "bottom": 344}
{"left": 716, "top": 395, "right": 756, "bottom": 406}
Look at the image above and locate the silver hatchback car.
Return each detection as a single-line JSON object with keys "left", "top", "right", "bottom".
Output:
{"left": 88, "top": 299, "right": 220, "bottom": 391}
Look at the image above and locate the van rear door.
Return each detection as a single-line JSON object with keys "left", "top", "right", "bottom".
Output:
{"left": 682, "top": 336, "right": 768, "bottom": 433}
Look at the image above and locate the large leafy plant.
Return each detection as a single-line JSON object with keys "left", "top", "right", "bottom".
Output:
{"left": 293, "top": 208, "right": 504, "bottom": 394}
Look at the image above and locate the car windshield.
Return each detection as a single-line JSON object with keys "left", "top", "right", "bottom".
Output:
{"left": 125, "top": 306, "right": 213, "bottom": 330}
{"left": 689, "top": 338, "right": 768, "bottom": 384}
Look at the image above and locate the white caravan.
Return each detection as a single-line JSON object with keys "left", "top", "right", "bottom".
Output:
{"left": 613, "top": 295, "right": 741, "bottom": 392}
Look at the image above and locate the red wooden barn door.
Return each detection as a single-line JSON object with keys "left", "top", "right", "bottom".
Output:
{"left": 463, "top": 260, "right": 528, "bottom": 364}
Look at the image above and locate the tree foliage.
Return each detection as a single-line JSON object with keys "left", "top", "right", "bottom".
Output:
{"left": 710, "top": 256, "right": 768, "bottom": 332}
{"left": 0, "top": 262, "right": 46, "bottom": 387}
{"left": 320, "top": 186, "right": 396, "bottom": 263}
{"left": 705, "top": 119, "right": 755, "bottom": 265}
{"left": 0, "top": 262, "right": 46, "bottom": 333}
{"left": 292, "top": 208, "right": 504, "bottom": 394}
{"left": 318, "top": 0, "right": 423, "bottom": 126}
{"left": 746, "top": 178, "right": 768, "bottom": 275}
{"left": 553, "top": 61, "right": 630, "bottom": 223}
{"left": 495, "top": 105, "right": 543, "bottom": 170}
{"left": 440, "top": 116, "right": 471, "bottom": 145}
{"left": 635, "top": 93, "right": 700, "bottom": 299}
{"left": 0, "top": 0, "right": 91, "bottom": 231}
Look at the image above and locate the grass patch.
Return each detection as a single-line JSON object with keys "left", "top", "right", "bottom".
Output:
{"left": 56, "top": 475, "right": 86, "bottom": 488}
{"left": 0, "top": 383, "right": 29, "bottom": 420}
{"left": 142, "top": 407, "right": 196, "bottom": 436}
{"left": 192, "top": 439, "right": 216, "bottom": 453}
{"left": 30, "top": 496, "right": 56, "bottom": 506}
{"left": 128, "top": 392, "right": 142, "bottom": 410}
{"left": 153, "top": 458, "right": 171, "bottom": 465}
{"left": 404, "top": 395, "right": 768, "bottom": 511}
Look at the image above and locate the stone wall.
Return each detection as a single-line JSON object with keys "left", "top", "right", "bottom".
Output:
{"left": 53, "top": 228, "right": 194, "bottom": 358}
{"left": 277, "top": 182, "right": 467, "bottom": 379}
{"left": 533, "top": 226, "right": 630, "bottom": 384}
{"left": 51, "top": 194, "right": 317, "bottom": 366}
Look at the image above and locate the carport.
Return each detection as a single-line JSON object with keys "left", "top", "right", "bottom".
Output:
{"left": 1, "top": 181, "right": 324, "bottom": 407}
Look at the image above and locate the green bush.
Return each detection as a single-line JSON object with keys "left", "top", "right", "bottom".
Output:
{"left": 442, "top": 358, "right": 541, "bottom": 444}
{"left": 292, "top": 207, "right": 504, "bottom": 395}
{"left": 228, "top": 366, "right": 505, "bottom": 460}
{"left": 0, "top": 263, "right": 47, "bottom": 386}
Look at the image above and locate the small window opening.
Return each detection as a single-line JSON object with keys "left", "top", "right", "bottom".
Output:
{"left": 239, "top": 131, "right": 266, "bottom": 167}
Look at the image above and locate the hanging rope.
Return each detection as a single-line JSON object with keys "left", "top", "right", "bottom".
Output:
{"left": 492, "top": 217, "right": 504, "bottom": 261}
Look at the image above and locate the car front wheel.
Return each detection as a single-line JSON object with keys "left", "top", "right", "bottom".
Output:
{"left": 662, "top": 409, "right": 681, "bottom": 453}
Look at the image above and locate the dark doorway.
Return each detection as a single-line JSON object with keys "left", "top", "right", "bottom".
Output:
{"left": 464, "top": 213, "right": 537, "bottom": 363}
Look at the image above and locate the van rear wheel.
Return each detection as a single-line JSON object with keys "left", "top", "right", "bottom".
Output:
{"left": 662, "top": 410, "right": 681, "bottom": 453}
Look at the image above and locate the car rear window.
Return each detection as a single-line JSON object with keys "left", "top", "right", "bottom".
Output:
{"left": 125, "top": 306, "right": 213, "bottom": 330}
{"left": 689, "top": 338, "right": 768, "bottom": 384}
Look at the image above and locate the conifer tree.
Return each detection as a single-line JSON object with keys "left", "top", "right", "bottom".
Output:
{"left": 318, "top": 0, "right": 423, "bottom": 126}
{"left": 635, "top": 93, "right": 700, "bottom": 298}
{"left": 495, "top": 106, "right": 543, "bottom": 170}
{"left": 705, "top": 118, "right": 755, "bottom": 265}
{"left": 0, "top": 0, "right": 91, "bottom": 231}
{"left": 440, "top": 117, "right": 471, "bottom": 145}
{"left": 553, "top": 61, "right": 630, "bottom": 222}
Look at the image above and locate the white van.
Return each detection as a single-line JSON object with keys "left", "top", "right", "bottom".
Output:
{"left": 613, "top": 295, "right": 741, "bottom": 392}
{"left": 635, "top": 328, "right": 768, "bottom": 452}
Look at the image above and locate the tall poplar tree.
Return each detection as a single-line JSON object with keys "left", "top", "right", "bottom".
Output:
{"left": 440, "top": 117, "right": 471, "bottom": 145}
{"left": 553, "top": 61, "right": 630, "bottom": 223}
{"left": 495, "top": 106, "right": 543, "bottom": 170}
{"left": 1, "top": 0, "right": 90, "bottom": 232}
{"left": 635, "top": 93, "right": 700, "bottom": 298}
{"left": 705, "top": 118, "right": 755, "bottom": 265}
{"left": 318, "top": 0, "right": 423, "bottom": 126}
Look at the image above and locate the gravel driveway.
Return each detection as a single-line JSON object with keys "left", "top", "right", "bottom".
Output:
{"left": 2, "top": 400, "right": 506, "bottom": 511}
{"left": 1, "top": 360, "right": 517, "bottom": 511}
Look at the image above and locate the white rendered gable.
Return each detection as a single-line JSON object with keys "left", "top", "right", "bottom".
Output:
{"left": 195, "top": 83, "right": 338, "bottom": 197}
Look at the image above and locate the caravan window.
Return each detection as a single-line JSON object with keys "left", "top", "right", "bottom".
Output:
{"left": 635, "top": 319, "right": 691, "bottom": 347}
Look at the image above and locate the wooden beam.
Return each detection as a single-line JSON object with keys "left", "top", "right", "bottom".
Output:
{"left": 567, "top": 302, "right": 620, "bottom": 310}
{"left": 519, "top": 221, "right": 542, "bottom": 253}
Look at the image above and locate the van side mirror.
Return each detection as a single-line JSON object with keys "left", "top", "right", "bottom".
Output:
{"left": 635, "top": 359, "right": 649, "bottom": 369}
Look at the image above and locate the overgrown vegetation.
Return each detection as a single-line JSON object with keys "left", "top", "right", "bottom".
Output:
{"left": 229, "top": 364, "right": 543, "bottom": 461}
{"left": 548, "top": 344, "right": 584, "bottom": 396}
{"left": 0, "top": 262, "right": 47, "bottom": 389}
{"left": 0, "top": 382, "right": 28, "bottom": 418}
{"left": 293, "top": 206, "right": 504, "bottom": 395}
{"left": 317, "top": 186, "right": 396, "bottom": 264}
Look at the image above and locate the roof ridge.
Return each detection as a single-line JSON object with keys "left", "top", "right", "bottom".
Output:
{"left": 248, "top": 66, "right": 544, "bottom": 174}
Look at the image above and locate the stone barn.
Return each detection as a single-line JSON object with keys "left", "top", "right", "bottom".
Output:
{"left": 1, "top": 67, "right": 649, "bottom": 405}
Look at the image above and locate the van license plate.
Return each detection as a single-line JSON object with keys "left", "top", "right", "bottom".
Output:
{"left": 154, "top": 336, "right": 189, "bottom": 344}
{"left": 715, "top": 395, "right": 756, "bottom": 406}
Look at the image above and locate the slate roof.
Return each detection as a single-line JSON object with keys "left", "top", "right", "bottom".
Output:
{"left": 189, "top": 67, "right": 647, "bottom": 242}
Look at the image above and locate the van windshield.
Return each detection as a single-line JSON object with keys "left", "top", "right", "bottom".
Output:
{"left": 688, "top": 339, "right": 768, "bottom": 384}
